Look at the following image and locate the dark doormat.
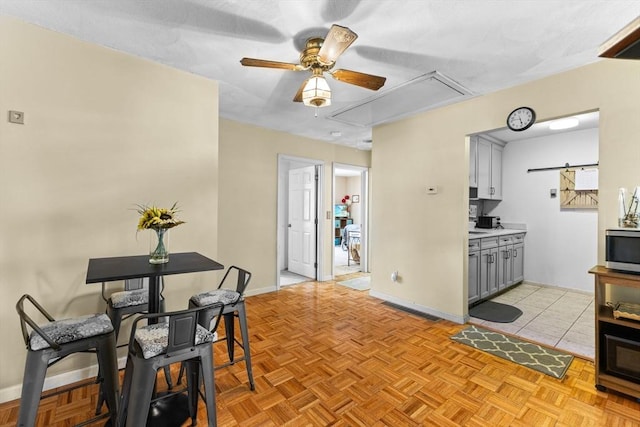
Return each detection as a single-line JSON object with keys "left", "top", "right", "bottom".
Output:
{"left": 382, "top": 301, "right": 441, "bottom": 321}
{"left": 469, "top": 300, "right": 522, "bottom": 323}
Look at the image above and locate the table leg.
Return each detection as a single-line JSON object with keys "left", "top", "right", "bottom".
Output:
{"left": 148, "top": 276, "right": 160, "bottom": 320}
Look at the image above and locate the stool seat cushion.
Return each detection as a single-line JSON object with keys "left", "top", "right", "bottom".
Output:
{"left": 135, "top": 323, "right": 216, "bottom": 359}
{"left": 109, "top": 288, "right": 148, "bottom": 308}
{"left": 190, "top": 289, "right": 240, "bottom": 307}
{"left": 29, "top": 313, "right": 114, "bottom": 351}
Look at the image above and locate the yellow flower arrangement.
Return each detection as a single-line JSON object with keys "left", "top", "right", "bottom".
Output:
{"left": 136, "top": 202, "right": 185, "bottom": 231}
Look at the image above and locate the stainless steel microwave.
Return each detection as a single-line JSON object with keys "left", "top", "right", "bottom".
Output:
{"left": 606, "top": 229, "right": 640, "bottom": 273}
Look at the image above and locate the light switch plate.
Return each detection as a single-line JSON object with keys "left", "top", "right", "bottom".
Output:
{"left": 8, "top": 110, "right": 24, "bottom": 124}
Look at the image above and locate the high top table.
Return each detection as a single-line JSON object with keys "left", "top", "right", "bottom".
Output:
{"left": 86, "top": 251, "right": 224, "bottom": 317}
{"left": 86, "top": 251, "right": 224, "bottom": 427}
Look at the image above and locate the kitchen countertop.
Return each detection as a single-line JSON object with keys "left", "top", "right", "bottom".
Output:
{"left": 468, "top": 228, "right": 526, "bottom": 239}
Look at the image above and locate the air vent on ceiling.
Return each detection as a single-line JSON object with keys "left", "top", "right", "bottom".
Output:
{"left": 328, "top": 71, "right": 473, "bottom": 127}
{"left": 599, "top": 16, "right": 640, "bottom": 59}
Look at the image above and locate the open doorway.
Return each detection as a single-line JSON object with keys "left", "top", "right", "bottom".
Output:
{"left": 467, "top": 111, "right": 599, "bottom": 359}
{"left": 277, "top": 155, "right": 324, "bottom": 288}
{"left": 333, "top": 163, "right": 369, "bottom": 277}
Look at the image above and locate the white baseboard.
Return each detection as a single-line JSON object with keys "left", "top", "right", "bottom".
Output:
{"left": 244, "top": 285, "right": 276, "bottom": 297}
{"left": 520, "top": 280, "right": 594, "bottom": 296}
{"left": 369, "top": 290, "right": 466, "bottom": 324}
{"left": 0, "top": 356, "right": 128, "bottom": 404}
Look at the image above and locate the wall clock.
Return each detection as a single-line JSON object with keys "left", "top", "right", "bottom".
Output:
{"left": 507, "top": 106, "right": 536, "bottom": 131}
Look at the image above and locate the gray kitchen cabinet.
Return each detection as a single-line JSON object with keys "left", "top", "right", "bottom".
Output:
{"left": 498, "top": 234, "right": 525, "bottom": 291}
{"left": 497, "top": 236, "right": 513, "bottom": 290}
{"left": 512, "top": 241, "right": 524, "bottom": 284}
{"left": 476, "top": 136, "right": 503, "bottom": 200}
{"left": 469, "top": 136, "right": 478, "bottom": 188}
{"left": 468, "top": 239, "right": 481, "bottom": 304}
{"left": 470, "top": 232, "right": 525, "bottom": 306}
{"left": 479, "top": 236, "right": 499, "bottom": 300}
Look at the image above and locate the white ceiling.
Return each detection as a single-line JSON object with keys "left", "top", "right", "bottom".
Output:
{"left": 1, "top": 1, "right": 638, "bottom": 150}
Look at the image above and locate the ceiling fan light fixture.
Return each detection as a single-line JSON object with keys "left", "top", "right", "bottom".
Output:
{"left": 302, "top": 75, "right": 331, "bottom": 108}
{"left": 317, "top": 25, "right": 358, "bottom": 65}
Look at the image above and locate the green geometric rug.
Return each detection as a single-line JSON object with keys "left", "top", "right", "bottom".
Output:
{"left": 451, "top": 325, "right": 574, "bottom": 379}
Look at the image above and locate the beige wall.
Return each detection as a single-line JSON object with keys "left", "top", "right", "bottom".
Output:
{"left": 371, "top": 59, "right": 640, "bottom": 322}
{"left": 218, "top": 119, "right": 370, "bottom": 292}
{"left": 0, "top": 17, "right": 219, "bottom": 399}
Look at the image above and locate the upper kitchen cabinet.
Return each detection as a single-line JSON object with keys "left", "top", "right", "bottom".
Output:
{"left": 469, "top": 136, "right": 478, "bottom": 188}
{"left": 476, "top": 136, "right": 504, "bottom": 200}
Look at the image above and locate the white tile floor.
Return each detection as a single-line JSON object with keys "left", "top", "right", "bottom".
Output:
{"left": 470, "top": 283, "right": 595, "bottom": 360}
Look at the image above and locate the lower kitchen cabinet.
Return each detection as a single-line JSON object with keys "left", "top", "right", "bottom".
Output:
{"left": 469, "top": 232, "right": 525, "bottom": 305}
{"left": 497, "top": 236, "right": 513, "bottom": 291}
{"left": 512, "top": 241, "right": 524, "bottom": 283}
{"left": 480, "top": 236, "right": 499, "bottom": 300}
{"left": 468, "top": 240, "right": 481, "bottom": 304}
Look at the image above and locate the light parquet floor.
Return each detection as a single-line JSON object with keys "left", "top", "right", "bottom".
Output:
{"left": 2, "top": 275, "right": 640, "bottom": 426}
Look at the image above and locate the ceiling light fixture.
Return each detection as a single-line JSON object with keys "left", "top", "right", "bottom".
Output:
{"left": 302, "top": 69, "right": 331, "bottom": 108}
{"left": 549, "top": 117, "right": 579, "bottom": 130}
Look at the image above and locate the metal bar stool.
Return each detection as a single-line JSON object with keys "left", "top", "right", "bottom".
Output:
{"left": 96, "top": 277, "right": 172, "bottom": 415}
{"left": 102, "top": 277, "right": 166, "bottom": 342}
{"left": 186, "top": 266, "right": 254, "bottom": 390}
{"left": 118, "top": 302, "right": 224, "bottom": 427}
{"left": 15, "top": 294, "right": 120, "bottom": 427}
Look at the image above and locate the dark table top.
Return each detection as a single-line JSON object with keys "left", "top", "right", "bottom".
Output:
{"left": 86, "top": 251, "right": 224, "bottom": 283}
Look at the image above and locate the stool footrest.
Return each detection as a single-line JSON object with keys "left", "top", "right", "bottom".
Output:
{"left": 73, "top": 411, "right": 111, "bottom": 427}
{"left": 215, "top": 356, "right": 247, "bottom": 370}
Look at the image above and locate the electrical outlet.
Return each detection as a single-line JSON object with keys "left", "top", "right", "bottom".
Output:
{"left": 8, "top": 110, "right": 24, "bottom": 125}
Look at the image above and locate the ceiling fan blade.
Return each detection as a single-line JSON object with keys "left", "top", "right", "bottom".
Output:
{"left": 317, "top": 24, "right": 358, "bottom": 65}
{"left": 330, "top": 69, "right": 386, "bottom": 91}
{"left": 293, "top": 78, "right": 309, "bottom": 102}
{"left": 240, "top": 58, "right": 305, "bottom": 71}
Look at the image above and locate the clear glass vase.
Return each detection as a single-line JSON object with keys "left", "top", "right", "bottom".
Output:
{"left": 619, "top": 187, "right": 640, "bottom": 228}
{"left": 149, "top": 228, "right": 169, "bottom": 264}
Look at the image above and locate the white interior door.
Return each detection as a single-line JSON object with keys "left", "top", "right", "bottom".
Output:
{"left": 288, "top": 165, "right": 317, "bottom": 278}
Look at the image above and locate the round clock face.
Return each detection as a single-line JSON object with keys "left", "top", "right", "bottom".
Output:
{"left": 507, "top": 107, "right": 536, "bottom": 131}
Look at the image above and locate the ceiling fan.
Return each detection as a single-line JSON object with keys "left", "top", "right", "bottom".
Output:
{"left": 240, "top": 25, "right": 386, "bottom": 108}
